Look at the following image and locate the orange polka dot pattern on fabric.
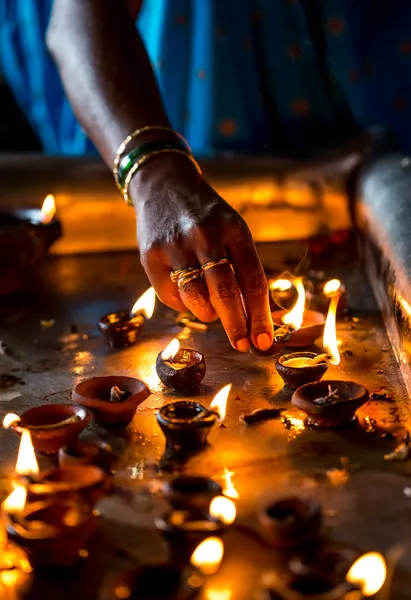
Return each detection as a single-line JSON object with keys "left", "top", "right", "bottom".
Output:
{"left": 219, "top": 119, "right": 238, "bottom": 136}
{"left": 291, "top": 99, "right": 310, "bottom": 116}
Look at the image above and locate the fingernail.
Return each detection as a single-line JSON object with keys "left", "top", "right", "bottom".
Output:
{"left": 236, "top": 338, "right": 251, "bottom": 352}
{"left": 256, "top": 333, "right": 272, "bottom": 351}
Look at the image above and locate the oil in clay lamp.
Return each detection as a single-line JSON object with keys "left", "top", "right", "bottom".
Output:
{"left": 2, "top": 404, "right": 90, "bottom": 455}
{"left": 275, "top": 284, "right": 343, "bottom": 388}
{"left": 156, "top": 338, "right": 206, "bottom": 392}
{"left": 98, "top": 286, "right": 156, "bottom": 349}
{"left": 72, "top": 375, "right": 150, "bottom": 425}
{"left": 58, "top": 439, "right": 114, "bottom": 471}
{"left": 271, "top": 277, "right": 326, "bottom": 349}
{"left": 156, "top": 384, "right": 231, "bottom": 456}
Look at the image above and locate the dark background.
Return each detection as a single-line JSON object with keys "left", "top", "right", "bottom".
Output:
{"left": 0, "top": 73, "right": 41, "bottom": 152}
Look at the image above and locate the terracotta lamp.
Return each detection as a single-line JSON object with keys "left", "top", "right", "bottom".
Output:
{"left": 156, "top": 339, "right": 206, "bottom": 392}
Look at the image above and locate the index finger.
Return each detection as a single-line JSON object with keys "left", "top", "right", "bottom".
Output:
{"left": 228, "top": 234, "right": 273, "bottom": 351}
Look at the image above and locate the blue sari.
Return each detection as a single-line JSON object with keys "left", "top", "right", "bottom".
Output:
{"left": 1, "top": 0, "right": 411, "bottom": 155}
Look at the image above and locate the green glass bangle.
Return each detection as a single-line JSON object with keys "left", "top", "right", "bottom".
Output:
{"left": 118, "top": 139, "right": 187, "bottom": 190}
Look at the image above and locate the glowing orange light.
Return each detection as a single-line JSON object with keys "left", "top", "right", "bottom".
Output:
{"left": 191, "top": 537, "right": 224, "bottom": 575}
{"left": 210, "top": 384, "right": 232, "bottom": 422}
{"left": 2, "top": 485, "right": 27, "bottom": 515}
{"left": 2, "top": 413, "right": 20, "bottom": 429}
{"left": 346, "top": 552, "right": 386, "bottom": 596}
{"left": 282, "top": 277, "right": 305, "bottom": 331}
{"left": 206, "top": 589, "right": 232, "bottom": 600}
{"left": 131, "top": 287, "right": 156, "bottom": 319}
{"left": 15, "top": 430, "right": 39, "bottom": 476}
{"left": 324, "top": 279, "right": 342, "bottom": 297}
{"left": 323, "top": 292, "right": 342, "bottom": 365}
{"left": 41, "top": 194, "right": 56, "bottom": 224}
{"left": 161, "top": 338, "right": 180, "bottom": 361}
{"left": 209, "top": 496, "right": 236, "bottom": 525}
{"left": 222, "top": 468, "right": 239, "bottom": 499}
{"left": 270, "top": 279, "right": 292, "bottom": 292}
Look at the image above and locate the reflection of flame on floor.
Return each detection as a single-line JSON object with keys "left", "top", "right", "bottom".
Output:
{"left": 282, "top": 413, "right": 305, "bottom": 435}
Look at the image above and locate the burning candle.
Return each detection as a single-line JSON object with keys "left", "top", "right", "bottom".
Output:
{"left": 156, "top": 338, "right": 206, "bottom": 392}
{"left": 156, "top": 384, "right": 232, "bottom": 455}
{"left": 98, "top": 286, "right": 156, "bottom": 349}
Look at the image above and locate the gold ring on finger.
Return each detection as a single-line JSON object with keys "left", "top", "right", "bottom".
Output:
{"left": 170, "top": 266, "right": 200, "bottom": 284}
{"left": 201, "top": 258, "right": 230, "bottom": 274}
{"left": 177, "top": 270, "right": 203, "bottom": 291}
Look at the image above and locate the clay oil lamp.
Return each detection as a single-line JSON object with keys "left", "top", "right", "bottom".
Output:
{"left": 98, "top": 286, "right": 156, "bottom": 349}
{"left": 72, "top": 375, "right": 150, "bottom": 425}
{"left": 2, "top": 486, "right": 96, "bottom": 569}
{"left": 3, "top": 404, "right": 90, "bottom": 455}
{"left": 275, "top": 278, "right": 344, "bottom": 389}
{"left": 13, "top": 194, "right": 61, "bottom": 248}
{"left": 264, "top": 550, "right": 387, "bottom": 600}
{"left": 58, "top": 439, "right": 113, "bottom": 471}
{"left": 163, "top": 476, "right": 223, "bottom": 516}
{"left": 269, "top": 278, "right": 296, "bottom": 311}
{"left": 313, "top": 279, "right": 347, "bottom": 314}
{"left": 156, "top": 338, "right": 206, "bottom": 392}
{"left": 272, "top": 278, "right": 325, "bottom": 349}
{"left": 156, "top": 384, "right": 231, "bottom": 455}
{"left": 259, "top": 497, "right": 322, "bottom": 550}
{"left": 155, "top": 496, "right": 235, "bottom": 558}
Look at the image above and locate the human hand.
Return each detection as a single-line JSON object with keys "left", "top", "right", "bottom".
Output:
{"left": 130, "top": 155, "right": 273, "bottom": 352}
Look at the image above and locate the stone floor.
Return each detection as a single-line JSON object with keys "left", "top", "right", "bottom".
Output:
{"left": 1, "top": 243, "right": 411, "bottom": 599}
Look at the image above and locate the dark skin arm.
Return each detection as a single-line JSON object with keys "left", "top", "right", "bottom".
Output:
{"left": 47, "top": 0, "right": 273, "bottom": 352}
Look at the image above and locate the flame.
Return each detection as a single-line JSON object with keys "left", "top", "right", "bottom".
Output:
{"left": 2, "top": 485, "right": 27, "bottom": 515}
{"left": 209, "top": 496, "right": 236, "bottom": 525}
{"left": 161, "top": 338, "right": 180, "bottom": 361}
{"left": 282, "top": 278, "right": 305, "bottom": 331}
{"left": 346, "top": 552, "right": 387, "bottom": 596}
{"left": 222, "top": 468, "right": 239, "bottom": 499}
{"left": 324, "top": 279, "right": 341, "bottom": 297}
{"left": 206, "top": 590, "right": 232, "bottom": 600}
{"left": 191, "top": 537, "right": 224, "bottom": 575}
{"left": 15, "top": 430, "right": 39, "bottom": 476}
{"left": 3, "top": 413, "right": 20, "bottom": 429}
{"left": 323, "top": 293, "right": 342, "bottom": 365}
{"left": 41, "top": 194, "right": 56, "bottom": 224}
{"left": 131, "top": 287, "right": 156, "bottom": 319}
{"left": 210, "top": 384, "right": 232, "bottom": 422}
{"left": 270, "top": 279, "right": 292, "bottom": 292}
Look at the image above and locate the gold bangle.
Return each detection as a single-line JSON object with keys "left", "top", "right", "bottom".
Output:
{"left": 122, "top": 149, "right": 203, "bottom": 206}
{"left": 113, "top": 126, "right": 191, "bottom": 189}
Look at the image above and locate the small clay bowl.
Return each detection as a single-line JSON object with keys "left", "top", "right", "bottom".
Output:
{"left": 156, "top": 401, "right": 217, "bottom": 454}
{"left": 292, "top": 380, "right": 369, "bottom": 428}
{"left": 259, "top": 497, "right": 322, "bottom": 549}
{"left": 156, "top": 349, "right": 206, "bottom": 392}
{"left": 98, "top": 311, "right": 144, "bottom": 349}
{"left": 29, "top": 464, "right": 107, "bottom": 508}
{"left": 272, "top": 310, "right": 325, "bottom": 348}
{"left": 72, "top": 375, "right": 150, "bottom": 425}
{"left": 14, "top": 404, "right": 90, "bottom": 454}
{"left": 270, "top": 575, "right": 354, "bottom": 600}
{"left": 5, "top": 499, "right": 96, "bottom": 568}
{"left": 276, "top": 352, "right": 328, "bottom": 390}
{"left": 163, "top": 476, "right": 222, "bottom": 516}
{"left": 58, "top": 439, "right": 113, "bottom": 471}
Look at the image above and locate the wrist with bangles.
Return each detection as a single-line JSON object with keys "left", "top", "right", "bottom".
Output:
{"left": 113, "top": 125, "right": 202, "bottom": 206}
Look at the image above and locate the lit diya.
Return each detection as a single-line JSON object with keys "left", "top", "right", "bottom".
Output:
{"left": 72, "top": 375, "right": 150, "bottom": 425}
{"left": 156, "top": 339, "right": 206, "bottom": 392}
{"left": 313, "top": 278, "right": 347, "bottom": 314}
{"left": 275, "top": 285, "right": 342, "bottom": 388}
{"left": 156, "top": 384, "right": 231, "bottom": 455}
{"left": 272, "top": 277, "right": 325, "bottom": 349}
{"left": 3, "top": 404, "right": 90, "bottom": 454}
{"left": 269, "top": 277, "right": 296, "bottom": 311}
{"left": 0, "top": 194, "right": 61, "bottom": 296}
{"left": 98, "top": 286, "right": 156, "bottom": 349}
{"left": 163, "top": 476, "right": 223, "bottom": 516}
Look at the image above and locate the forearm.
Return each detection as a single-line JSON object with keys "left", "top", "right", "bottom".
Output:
{"left": 47, "top": 0, "right": 170, "bottom": 166}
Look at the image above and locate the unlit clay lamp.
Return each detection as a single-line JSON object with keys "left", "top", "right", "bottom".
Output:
{"left": 276, "top": 352, "right": 329, "bottom": 390}
{"left": 3, "top": 490, "right": 96, "bottom": 568}
{"left": 58, "top": 439, "right": 113, "bottom": 471}
{"left": 259, "top": 497, "right": 322, "bottom": 549}
{"left": 98, "top": 287, "right": 156, "bottom": 349}
{"left": 3, "top": 404, "right": 90, "bottom": 454}
{"left": 156, "top": 384, "right": 230, "bottom": 455}
{"left": 292, "top": 381, "right": 369, "bottom": 428}
{"left": 28, "top": 464, "right": 108, "bottom": 508}
{"left": 163, "top": 476, "right": 222, "bottom": 516}
{"left": 156, "top": 339, "right": 206, "bottom": 392}
{"left": 72, "top": 375, "right": 150, "bottom": 425}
